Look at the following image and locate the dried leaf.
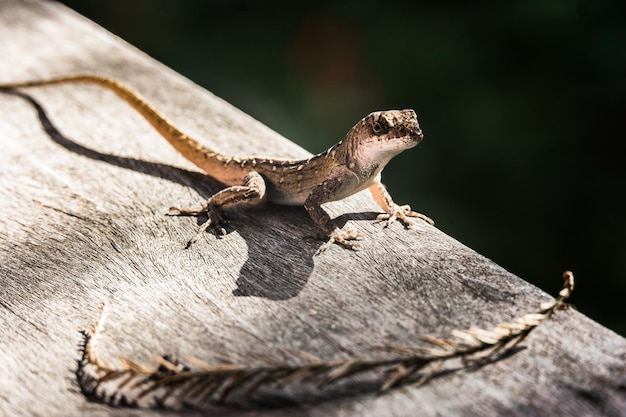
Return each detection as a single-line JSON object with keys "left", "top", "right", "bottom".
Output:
{"left": 75, "top": 272, "right": 574, "bottom": 410}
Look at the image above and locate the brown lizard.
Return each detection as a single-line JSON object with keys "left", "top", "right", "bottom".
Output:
{"left": 0, "top": 75, "right": 433, "bottom": 251}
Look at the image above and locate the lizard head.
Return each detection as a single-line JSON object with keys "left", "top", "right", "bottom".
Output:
{"left": 344, "top": 109, "right": 423, "bottom": 174}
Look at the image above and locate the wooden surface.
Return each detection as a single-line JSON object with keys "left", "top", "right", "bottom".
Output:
{"left": 0, "top": 1, "right": 624, "bottom": 416}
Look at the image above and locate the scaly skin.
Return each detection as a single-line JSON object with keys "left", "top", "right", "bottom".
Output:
{"left": 0, "top": 75, "right": 433, "bottom": 251}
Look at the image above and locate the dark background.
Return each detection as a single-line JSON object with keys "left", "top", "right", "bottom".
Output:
{"left": 59, "top": 0, "right": 625, "bottom": 336}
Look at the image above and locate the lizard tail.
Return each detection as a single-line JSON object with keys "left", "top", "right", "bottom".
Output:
{"left": 0, "top": 74, "right": 225, "bottom": 175}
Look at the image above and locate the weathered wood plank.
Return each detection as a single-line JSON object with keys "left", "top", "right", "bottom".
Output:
{"left": 0, "top": 1, "right": 624, "bottom": 416}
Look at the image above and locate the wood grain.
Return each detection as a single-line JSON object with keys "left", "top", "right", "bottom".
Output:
{"left": 0, "top": 1, "right": 624, "bottom": 416}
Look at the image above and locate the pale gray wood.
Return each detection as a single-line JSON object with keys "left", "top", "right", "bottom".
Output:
{"left": 0, "top": 1, "right": 624, "bottom": 416}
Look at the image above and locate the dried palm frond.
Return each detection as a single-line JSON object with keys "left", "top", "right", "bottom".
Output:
{"left": 76, "top": 271, "right": 574, "bottom": 409}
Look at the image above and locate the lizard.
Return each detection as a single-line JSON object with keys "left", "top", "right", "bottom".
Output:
{"left": 0, "top": 74, "right": 433, "bottom": 251}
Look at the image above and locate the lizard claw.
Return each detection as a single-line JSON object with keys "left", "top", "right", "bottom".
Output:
{"left": 376, "top": 204, "right": 434, "bottom": 228}
{"left": 316, "top": 226, "right": 365, "bottom": 254}
{"left": 169, "top": 205, "right": 228, "bottom": 248}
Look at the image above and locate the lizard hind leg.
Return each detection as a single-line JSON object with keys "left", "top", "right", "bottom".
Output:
{"left": 169, "top": 171, "right": 267, "bottom": 248}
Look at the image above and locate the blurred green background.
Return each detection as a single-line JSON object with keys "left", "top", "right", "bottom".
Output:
{"left": 59, "top": 0, "right": 625, "bottom": 336}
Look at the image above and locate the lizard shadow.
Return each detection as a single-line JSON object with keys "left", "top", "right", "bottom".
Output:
{"left": 230, "top": 205, "right": 318, "bottom": 300}
{"left": 3, "top": 89, "right": 219, "bottom": 195}
{"left": 232, "top": 209, "right": 380, "bottom": 300}
{"left": 4, "top": 89, "right": 372, "bottom": 299}
{"left": 233, "top": 211, "right": 383, "bottom": 300}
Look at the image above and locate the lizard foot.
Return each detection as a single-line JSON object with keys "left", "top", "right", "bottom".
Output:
{"left": 376, "top": 204, "right": 434, "bottom": 229}
{"left": 168, "top": 205, "right": 228, "bottom": 248}
{"left": 316, "top": 226, "right": 365, "bottom": 254}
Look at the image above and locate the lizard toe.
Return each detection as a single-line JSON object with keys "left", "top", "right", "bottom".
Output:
{"left": 316, "top": 227, "right": 365, "bottom": 254}
{"left": 378, "top": 204, "right": 434, "bottom": 228}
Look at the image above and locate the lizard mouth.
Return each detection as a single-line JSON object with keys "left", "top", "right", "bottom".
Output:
{"left": 403, "top": 128, "right": 423, "bottom": 146}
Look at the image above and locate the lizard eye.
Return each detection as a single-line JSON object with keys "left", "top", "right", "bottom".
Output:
{"left": 372, "top": 119, "right": 387, "bottom": 134}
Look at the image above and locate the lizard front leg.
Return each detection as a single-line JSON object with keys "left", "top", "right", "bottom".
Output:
{"left": 368, "top": 180, "right": 434, "bottom": 228}
{"left": 305, "top": 177, "right": 365, "bottom": 253}
{"left": 170, "top": 171, "right": 267, "bottom": 248}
